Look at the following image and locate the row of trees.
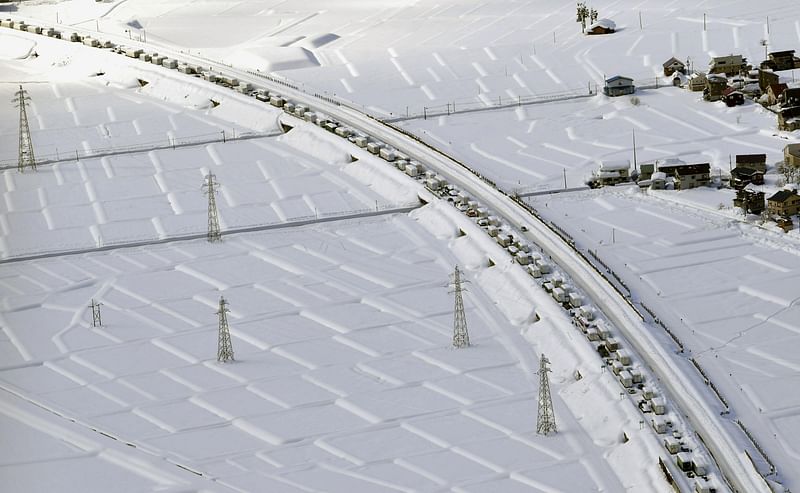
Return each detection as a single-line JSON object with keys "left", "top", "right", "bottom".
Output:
{"left": 577, "top": 3, "right": 599, "bottom": 32}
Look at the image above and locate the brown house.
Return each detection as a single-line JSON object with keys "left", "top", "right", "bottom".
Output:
{"left": 767, "top": 189, "right": 800, "bottom": 216}
{"left": 734, "top": 188, "right": 765, "bottom": 214}
{"left": 736, "top": 154, "right": 767, "bottom": 172}
{"left": 781, "top": 88, "right": 800, "bottom": 107}
{"left": 663, "top": 57, "right": 686, "bottom": 77}
{"left": 767, "top": 83, "right": 788, "bottom": 105}
{"left": 778, "top": 106, "right": 800, "bottom": 132}
{"left": 704, "top": 75, "right": 728, "bottom": 101}
{"left": 758, "top": 69, "right": 780, "bottom": 92}
{"left": 785, "top": 144, "right": 800, "bottom": 167}
{"left": 723, "top": 87, "right": 744, "bottom": 106}
{"left": 762, "top": 50, "right": 799, "bottom": 71}
{"left": 587, "top": 19, "right": 616, "bottom": 35}
{"left": 731, "top": 167, "right": 764, "bottom": 189}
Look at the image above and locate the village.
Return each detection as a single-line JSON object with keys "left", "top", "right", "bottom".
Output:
{"left": 590, "top": 48, "right": 800, "bottom": 232}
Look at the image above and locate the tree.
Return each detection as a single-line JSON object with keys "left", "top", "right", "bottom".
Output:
{"left": 777, "top": 161, "right": 800, "bottom": 185}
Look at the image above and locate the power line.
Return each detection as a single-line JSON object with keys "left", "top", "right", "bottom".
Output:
{"left": 88, "top": 299, "right": 103, "bottom": 327}
{"left": 537, "top": 354, "right": 557, "bottom": 435}
{"left": 216, "top": 296, "right": 234, "bottom": 363}
{"left": 202, "top": 173, "right": 222, "bottom": 242}
{"left": 450, "top": 265, "right": 470, "bottom": 348}
{"left": 12, "top": 85, "right": 36, "bottom": 172}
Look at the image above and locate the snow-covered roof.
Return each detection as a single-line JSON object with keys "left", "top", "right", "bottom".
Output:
{"left": 589, "top": 18, "right": 616, "bottom": 30}
{"left": 599, "top": 159, "right": 631, "bottom": 171}
{"left": 651, "top": 171, "right": 667, "bottom": 180}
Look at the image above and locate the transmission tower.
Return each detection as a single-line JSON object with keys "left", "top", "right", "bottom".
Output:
{"left": 12, "top": 85, "right": 36, "bottom": 172}
{"left": 450, "top": 265, "right": 470, "bottom": 348}
{"left": 537, "top": 354, "right": 557, "bottom": 435}
{"left": 88, "top": 299, "right": 103, "bottom": 327}
{"left": 216, "top": 296, "right": 234, "bottom": 362}
{"left": 202, "top": 173, "right": 222, "bottom": 242}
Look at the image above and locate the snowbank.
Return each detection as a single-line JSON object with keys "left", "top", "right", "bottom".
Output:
{"left": 0, "top": 33, "right": 35, "bottom": 60}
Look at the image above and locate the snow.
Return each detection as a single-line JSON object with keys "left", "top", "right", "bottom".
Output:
{"left": 4, "top": 0, "right": 800, "bottom": 490}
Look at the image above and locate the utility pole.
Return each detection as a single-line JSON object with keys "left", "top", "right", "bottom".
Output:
{"left": 202, "top": 173, "right": 222, "bottom": 242}
{"left": 12, "top": 85, "right": 36, "bottom": 173}
{"left": 216, "top": 296, "right": 234, "bottom": 362}
{"left": 632, "top": 129, "right": 638, "bottom": 172}
{"left": 450, "top": 265, "right": 470, "bottom": 349}
{"left": 88, "top": 299, "right": 103, "bottom": 327}
{"left": 536, "top": 354, "right": 557, "bottom": 435}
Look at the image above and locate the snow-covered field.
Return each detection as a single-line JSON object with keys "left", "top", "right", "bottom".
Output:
{"left": 0, "top": 21, "right": 687, "bottom": 493}
{"left": 4, "top": 0, "right": 800, "bottom": 490}
{"left": 1, "top": 208, "right": 675, "bottom": 492}
{"left": 533, "top": 186, "right": 800, "bottom": 489}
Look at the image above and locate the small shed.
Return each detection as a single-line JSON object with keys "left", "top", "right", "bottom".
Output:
{"left": 603, "top": 76, "right": 635, "bottom": 97}
{"left": 663, "top": 57, "right": 686, "bottom": 76}
{"left": 722, "top": 87, "right": 744, "bottom": 107}
{"left": 650, "top": 171, "right": 667, "bottom": 190}
{"left": 587, "top": 18, "right": 616, "bottom": 35}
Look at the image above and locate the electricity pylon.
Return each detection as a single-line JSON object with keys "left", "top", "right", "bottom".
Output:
{"left": 216, "top": 296, "right": 234, "bottom": 362}
{"left": 88, "top": 299, "right": 103, "bottom": 327}
{"left": 12, "top": 85, "right": 36, "bottom": 172}
{"left": 202, "top": 173, "right": 222, "bottom": 242}
{"left": 537, "top": 354, "right": 557, "bottom": 435}
{"left": 450, "top": 265, "right": 470, "bottom": 348}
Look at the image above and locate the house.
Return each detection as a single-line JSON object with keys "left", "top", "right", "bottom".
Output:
{"left": 723, "top": 87, "right": 744, "bottom": 106}
{"left": 778, "top": 106, "right": 800, "bottom": 132}
{"left": 733, "top": 187, "right": 765, "bottom": 214}
{"left": 709, "top": 55, "right": 747, "bottom": 76}
{"left": 785, "top": 143, "right": 800, "bottom": 167}
{"left": 703, "top": 74, "right": 728, "bottom": 101}
{"left": 730, "top": 167, "right": 764, "bottom": 188}
{"left": 663, "top": 57, "right": 686, "bottom": 76}
{"left": 587, "top": 18, "right": 616, "bottom": 35}
{"left": 658, "top": 161, "right": 711, "bottom": 189}
{"left": 603, "top": 75, "right": 635, "bottom": 97}
{"left": 687, "top": 72, "right": 707, "bottom": 92}
{"left": 735, "top": 154, "right": 767, "bottom": 172}
{"left": 767, "top": 83, "right": 788, "bottom": 105}
{"left": 638, "top": 162, "right": 655, "bottom": 181}
{"left": 766, "top": 189, "right": 800, "bottom": 216}
{"left": 589, "top": 160, "right": 631, "bottom": 187}
{"left": 758, "top": 69, "right": 781, "bottom": 92}
{"left": 763, "top": 50, "right": 799, "bottom": 71}
{"left": 780, "top": 87, "right": 800, "bottom": 107}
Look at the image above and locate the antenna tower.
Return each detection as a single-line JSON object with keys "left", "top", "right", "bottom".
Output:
{"left": 216, "top": 296, "right": 234, "bottom": 362}
{"left": 537, "top": 354, "right": 557, "bottom": 435}
{"left": 450, "top": 265, "right": 470, "bottom": 348}
{"left": 88, "top": 299, "right": 103, "bottom": 327}
{"left": 202, "top": 173, "right": 222, "bottom": 242}
{"left": 12, "top": 85, "right": 36, "bottom": 172}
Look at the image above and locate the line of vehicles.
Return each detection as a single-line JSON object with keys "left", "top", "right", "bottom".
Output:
{"left": 3, "top": 19, "right": 722, "bottom": 492}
